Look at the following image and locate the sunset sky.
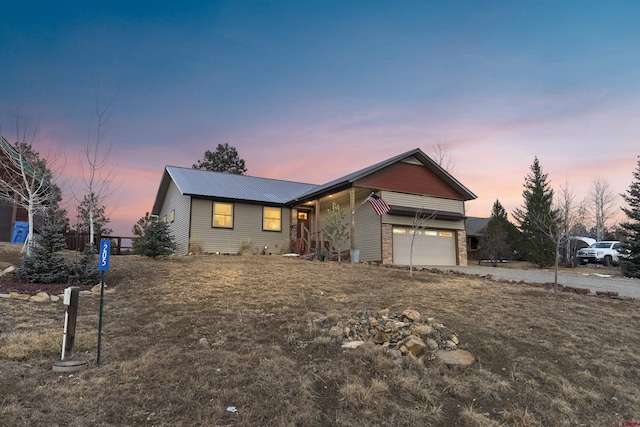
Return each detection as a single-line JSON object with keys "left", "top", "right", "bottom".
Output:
{"left": 1, "top": 1, "right": 639, "bottom": 236}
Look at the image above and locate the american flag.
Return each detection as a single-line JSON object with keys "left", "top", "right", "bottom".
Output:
{"left": 366, "top": 193, "right": 391, "bottom": 216}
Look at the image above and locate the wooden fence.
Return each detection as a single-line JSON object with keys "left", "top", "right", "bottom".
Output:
{"left": 65, "top": 234, "right": 134, "bottom": 255}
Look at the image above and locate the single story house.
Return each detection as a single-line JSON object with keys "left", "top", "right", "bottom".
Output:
{"left": 151, "top": 148, "right": 477, "bottom": 266}
{"left": 465, "top": 217, "right": 490, "bottom": 261}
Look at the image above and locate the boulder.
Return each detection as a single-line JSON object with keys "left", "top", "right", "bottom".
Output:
{"left": 400, "top": 335, "right": 427, "bottom": 356}
{"left": 10, "top": 292, "right": 30, "bottom": 301}
{"left": 436, "top": 349, "right": 475, "bottom": 366}
{"left": 0, "top": 293, "right": 10, "bottom": 299}
{"left": 30, "top": 292, "right": 50, "bottom": 303}
{"left": 3, "top": 265, "right": 16, "bottom": 275}
{"left": 50, "top": 295, "right": 60, "bottom": 302}
{"left": 401, "top": 309, "right": 421, "bottom": 322}
{"left": 411, "top": 324, "right": 435, "bottom": 337}
{"left": 425, "top": 338, "right": 438, "bottom": 350}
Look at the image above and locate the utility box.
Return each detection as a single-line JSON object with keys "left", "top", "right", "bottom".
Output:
{"left": 11, "top": 221, "right": 29, "bottom": 244}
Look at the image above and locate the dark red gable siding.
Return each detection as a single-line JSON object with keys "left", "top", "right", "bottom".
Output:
{"left": 354, "top": 162, "right": 464, "bottom": 200}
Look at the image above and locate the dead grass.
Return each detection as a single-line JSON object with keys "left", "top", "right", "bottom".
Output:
{"left": 1, "top": 250, "right": 639, "bottom": 426}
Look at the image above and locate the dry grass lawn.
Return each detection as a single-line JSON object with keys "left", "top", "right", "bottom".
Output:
{"left": 1, "top": 250, "right": 639, "bottom": 426}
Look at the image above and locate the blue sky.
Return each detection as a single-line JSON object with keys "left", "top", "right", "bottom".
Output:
{"left": 1, "top": 1, "right": 639, "bottom": 235}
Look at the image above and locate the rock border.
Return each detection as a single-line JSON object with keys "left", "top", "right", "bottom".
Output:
{"left": 0, "top": 284, "right": 111, "bottom": 303}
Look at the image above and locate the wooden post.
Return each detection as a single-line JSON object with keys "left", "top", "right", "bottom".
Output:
{"left": 315, "top": 199, "right": 321, "bottom": 253}
{"left": 63, "top": 286, "right": 80, "bottom": 360}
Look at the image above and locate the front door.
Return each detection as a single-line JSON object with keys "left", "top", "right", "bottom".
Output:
{"left": 297, "top": 210, "right": 311, "bottom": 239}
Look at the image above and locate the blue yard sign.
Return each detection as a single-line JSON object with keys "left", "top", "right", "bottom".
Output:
{"left": 99, "top": 240, "right": 111, "bottom": 271}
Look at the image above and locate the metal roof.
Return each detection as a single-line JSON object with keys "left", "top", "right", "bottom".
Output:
{"left": 152, "top": 148, "right": 477, "bottom": 214}
{"left": 165, "top": 166, "right": 316, "bottom": 204}
{"left": 465, "top": 217, "right": 490, "bottom": 236}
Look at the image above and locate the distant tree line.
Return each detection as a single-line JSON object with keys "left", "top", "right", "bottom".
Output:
{"left": 478, "top": 155, "right": 640, "bottom": 279}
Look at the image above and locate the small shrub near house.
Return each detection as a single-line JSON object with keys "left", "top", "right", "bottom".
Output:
{"left": 132, "top": 216, "right": 176, "bottom": 259}
{"left": 67, "top": 244, "right": 100, "bottom": 286}
{"left": 17, "top": 220, "right": 68, "bottom": 284}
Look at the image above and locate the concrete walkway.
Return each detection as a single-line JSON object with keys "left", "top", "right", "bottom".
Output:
{"left": 427, "top": 264, "right": 640, "bottom": 299}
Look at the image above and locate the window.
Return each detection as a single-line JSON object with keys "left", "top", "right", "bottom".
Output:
{"left": 298, "top": 212, "right": 308, "bottom": 221}
{"left": 162, "top": 215, "right": 167, "bottom": 223}
{"left": 170, "top": 210, "right": 175, "bottom": 223}
{"left": 263, "top": 206, "right": 282, "bottom": 231}
{"left": 213, "top": 202, "right": 234, "bottom": 228}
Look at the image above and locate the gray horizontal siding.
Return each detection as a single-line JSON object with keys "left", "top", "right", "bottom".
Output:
{"left": 158, "top": 180, "right": 191, "bottom": 255}
{"left": 190, "top": 198, "right": 292, "bottom": 254}
{"left": 381, "top": 191, "right": 465, "bottom": 213}
{"left": 380, "top": 191, "right": 465, "bottom": 231}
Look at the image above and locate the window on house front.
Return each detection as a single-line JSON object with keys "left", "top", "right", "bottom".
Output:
{"left": 263, "top": 206, "right": 281, "bottom": 231}
{"left": 170, "top": 210, "right": 175, "bottom": 223}
{"left": 213, "top": 202, "right": 234, "bottom": 228}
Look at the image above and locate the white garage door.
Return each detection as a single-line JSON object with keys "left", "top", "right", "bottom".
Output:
{"left": 392, "top": 227, "right": 457, "bottom": 266}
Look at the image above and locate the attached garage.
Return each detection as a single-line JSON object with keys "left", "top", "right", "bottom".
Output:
{"left": 392, "top": 226, "right": 457, "bottom": 266}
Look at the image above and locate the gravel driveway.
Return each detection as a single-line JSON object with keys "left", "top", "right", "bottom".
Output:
{"left": 428, "top": 264, "right": 640, "bottom": 299}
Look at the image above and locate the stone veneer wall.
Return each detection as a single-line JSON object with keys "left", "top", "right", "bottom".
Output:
{"left": 457, "top": 230, "right": 468, "bottom": 266}
{"left": 382, "top": 224, "right": 393, "bottom": 264}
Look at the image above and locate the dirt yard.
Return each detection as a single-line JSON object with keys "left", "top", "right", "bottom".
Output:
{"left": 1, "top": 249, "right": 639, "bottom": 426}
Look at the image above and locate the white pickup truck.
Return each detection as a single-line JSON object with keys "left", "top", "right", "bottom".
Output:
{"left": 576, "top": 241, "right": 625, "bottom": 267}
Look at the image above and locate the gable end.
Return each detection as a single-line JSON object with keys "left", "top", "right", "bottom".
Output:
{"left": 354, "top": 162, "right": 464, "bottom": 200}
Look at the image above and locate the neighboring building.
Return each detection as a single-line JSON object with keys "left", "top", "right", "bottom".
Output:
{"left": 0, "top": 136, "right": 31, "bottom": 242}
{"left": 151, "top": 148, "right": 477, "bottom": 266}
{"left": 465, "top": 217, "right": 490, "bottom": 262}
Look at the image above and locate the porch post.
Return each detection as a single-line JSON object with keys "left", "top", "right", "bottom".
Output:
{"left": 315, "top": 198, "right": 321, "bottom": 250}
{"left": 350, "top": 188, "right": 356, "bottom": 250}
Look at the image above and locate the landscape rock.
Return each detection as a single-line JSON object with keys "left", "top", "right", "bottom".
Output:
{"left": 3, "top": 265, "right": 16, "bottom": 274}
{"left": 400, "top": 335, "right": 427, "bottom": 356}
{"left": 10, "top": 292, "right": 30, "bottom": 301}
{"left": 411, "top": 324, "right": 435, "bottom": 337}
{"left": 50, "top": 295, "right": 60, "bottom": 302}
{"left": 402, "top": 309, "right": 421, "bottom": 322}
{"left": 30, "top": 292, "right": 50, "bottom": 303}
{"left": 198, "top": 337, "right": 210, "bottom": 349}
{"left": 436, "top": 349, "right": 475, "bottom": 366}
{"left": 336, "top": 309, "right": 472, "bottom": 364}
{"left": 80, "top": 290, "right": 93, "bottom": 296}
{"left": 342, "top": 340, "right": 366, "bottom": 349}
{"left": 0, "top": 293, "right": 10, "bottom": 299}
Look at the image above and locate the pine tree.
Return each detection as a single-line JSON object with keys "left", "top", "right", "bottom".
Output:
{"left": 513, "top": 157, "right": 558, "bottom": 268}
{"left": 68, "top": 244, "right": 100, "bottom": 286}
{"left": 192, "top": 143, "right": 247, "bottom": 175}
{"left": 17, "top": 214, "right": 68, "bottom": 284}
{"left": 620, "top": 156, "right": 640, "bottom": 278}
{"left": 133, "top": 218, "right": 177, "bottom": 259}
{"left": 480, "top": 199, "right": 520, "bottom": 265}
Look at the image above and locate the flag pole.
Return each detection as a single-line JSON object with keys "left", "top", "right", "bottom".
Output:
{"left": 352, "top": 191, "right": 375, "bottom": 215}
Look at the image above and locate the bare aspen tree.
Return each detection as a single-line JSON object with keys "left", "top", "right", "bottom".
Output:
{"left": 76, "top": 81, "right": 119, "bottom": 246}
{"left": 531, "top": 206, "right": 562, "bottom": 296}
{"left": 323, "top": 202, "right": 350, "bottom": 264}
{"left": 557, "top": 181, "right": 581, "bottom": 265}
{"left": 0, "top": 114, "right": 62, "bottom": 254}
{"left": 429, "top": 140, "right": 456, "bottom": 173}
{"left": 409, "top": 208, "right": 436, "bottom": 278}
{"left": 584, "top": 177, "right": 616, "bottom": 241}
